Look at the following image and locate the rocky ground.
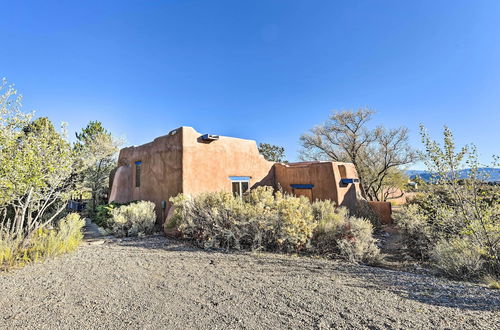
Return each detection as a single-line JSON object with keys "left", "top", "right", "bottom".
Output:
{"left": 0, "top": 235, "right": 498, "bottom": 329}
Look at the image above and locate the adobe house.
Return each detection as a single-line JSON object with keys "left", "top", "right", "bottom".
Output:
{"left": 109, "top": 127, "right": 365, "bottom": 223}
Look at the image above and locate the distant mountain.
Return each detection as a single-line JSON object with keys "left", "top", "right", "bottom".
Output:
{"left": 406, "top": 168, "right": 500, "bottom": 183}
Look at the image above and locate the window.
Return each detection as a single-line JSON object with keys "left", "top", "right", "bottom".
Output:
{"left": 338, "top": 165, "right": 347, "bottom": 179}
{"left": 135, "top": 161, "right": 142, "bottom": 187}
{"left": 229, "top": 176, "right": 250, "bottom": 197}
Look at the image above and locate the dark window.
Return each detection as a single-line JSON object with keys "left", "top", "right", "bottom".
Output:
{"left": 232, "top": 182, "right": 240, "bottom": 197}
{"left": 135, "top": 161, "right": 142, "bottom": 187}
{"left": 230, "top": 177, "right": 250, "bottom": 197}
{"left": 241, "top": 181, "right": 249, "bottom": 194}
{"left": 338, "top": 165, "right": 347, "bottom": 179}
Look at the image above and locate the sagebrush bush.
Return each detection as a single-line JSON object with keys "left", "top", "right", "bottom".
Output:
{"left": 349, "top": 199, "right": 381, "bottom": 228}
{"left": 312, "top": 200, "right": 345, "bottom": 232}
{"left": 396, "top": 197, "right": 500, "bottom": 279}
{"left": 337, "top": 217, "right": 380, "bottom": 264}
{"left": 110, "top": 201, "right": 156, "bottom": 237}
{"left": 0, "top": 213, "right": 84, "bottom": 269}
{"left": 311, "top": 203, "right": 380, "bottom": 263}
{"left": 169, "top": 187, "right": 317, "bottom": 252}
{"left": 169, "top": 187, "right": 380, "bottom": 263}
{"left": 431, "top": 238, "right": 485, "bottom": 280}
{"left": 394, "top": 204, "right": 435, "bottom": 259}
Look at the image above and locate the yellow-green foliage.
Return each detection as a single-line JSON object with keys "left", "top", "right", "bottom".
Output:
{"left": 169, "top": 187, "right": 380, "bottom": 263}
{"left": 337, "top": 217, "right": 380, "bottom": 264}
{"left": 312, "top": 202, "right": 380, "bottom": 263}
{"left": 169, "top": 186, "right": 317, "bottom": 252}
{"left": 0, "top": 213, "right": 84, "bottom": 270}
{"left": 110, "top": 201, "right": 156, "bottom": 237}
{"left": 312, "top": 201, "right": 346, "bottom": 234}
{"left": 484, "top": 275, "right": 500, "bottom": 289}
{"left": 431, "top": 238, "right": 485, "bottom": 280}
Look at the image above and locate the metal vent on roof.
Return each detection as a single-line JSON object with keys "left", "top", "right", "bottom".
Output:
{"left": 201, "top": 134, "right": 219, "bottom": 141}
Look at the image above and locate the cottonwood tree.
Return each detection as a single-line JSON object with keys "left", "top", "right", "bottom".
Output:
{"left": 0, "top": 80, "right": 75, "bottom": 239}
{"left": 258, "top": 143, "right": 286, "bottom": 162}
{"left": 300, "top": 108, "right": 417, "bottom": 201}
{"left": 74, "top": 121, "right": 121, "bottom": 213}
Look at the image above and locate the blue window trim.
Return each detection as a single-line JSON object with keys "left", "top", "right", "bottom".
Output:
{"left": 291, "top": 184, "right": 314, "bottom": 189}
{"left": 229, "top": 176, "right": 251, "bottom": 181}
{"left": 135, "top": 161, "right": 142, "bottom": 165}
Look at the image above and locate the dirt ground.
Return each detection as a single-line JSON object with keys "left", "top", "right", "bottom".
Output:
{"left": 0, "top": 235, "right": 498, "bottom": 329}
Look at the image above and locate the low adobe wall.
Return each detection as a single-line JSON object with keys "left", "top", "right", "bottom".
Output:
{"left": 368, "top": 201, "right": 393, "bottom": 225}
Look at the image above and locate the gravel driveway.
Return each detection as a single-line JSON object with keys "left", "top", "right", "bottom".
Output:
{"left": 1, "top": 235, "right": 498, "bottom": 329}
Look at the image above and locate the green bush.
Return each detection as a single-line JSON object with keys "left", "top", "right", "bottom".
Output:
{"left": 0, "top": 213, "right": 84, "bottom": 270}
{"left": 92, "top": 201, "right": 135, "bottom": 229}
{"left": 394, "top": 204, "right": 435, "bottom": 259}
{"left": 396, "top": 197, "right": 500, "bottom": 279}
{"left": 311, "top": 203, "right": 380, "bottom": 263}
{"left": 93, "top": 203, "right": 115, "bottom": 228}
{"left": 169, "top": 187, "right": 316, "bottom": 252}
{"left": 431, "top": 238, "right": 485, "bottom": 280}
{"left": 110, "top": 201, "right": 156, "bottom": 237}
{"left": 337, "top": 217, "right": 380, "bottom": 264}
{"left": 400, "top": 126, "right": 500, "bottom": 281}
{"left": 169, "top": 187, "right": 380, "bottom": 263}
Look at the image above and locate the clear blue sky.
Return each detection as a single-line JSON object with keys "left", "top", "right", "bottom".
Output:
{"left": 2, "top": 1, "right": 499, "bottom": 168}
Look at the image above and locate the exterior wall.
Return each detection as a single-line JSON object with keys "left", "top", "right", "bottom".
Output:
{"left": 368, "top": 201, "right": 393, "bottom": 224}
{"left": 331, "top": 162, "right": 365, "bottom": 207}
{"left": 110, "top": 126, "right": 274, "bottom": 222}
{"left": 274, "top": 161, "right": 363, "bottom": 207}
{"left": 109, "top": 128, "right": 184, "bottom": 221}
{"left": 110, "top": 126, "right": 368, "bottom": 224}
{"left": 181, "top": 127, "right": 274, "bottom": 195}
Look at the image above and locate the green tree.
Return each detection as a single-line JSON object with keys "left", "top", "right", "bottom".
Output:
{"left": 1, "top": 80, "right": 75, "bottom": 239}
{"left": 300, "top": 108, "right": 418, "bottom": 200}
{"left": 258, "top": 143, "right": 286, "bottom": 162}
{"left": 74, "top": 121, "right": 121, "bottom": 213}
{"left": 419, "top": 125, "right": 499, "bottom": 276}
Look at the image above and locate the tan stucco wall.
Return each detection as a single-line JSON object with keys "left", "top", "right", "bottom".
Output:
{"left": 110, "top": 126, "right": 367, "bottom": 223}
{"left": 108, "top": 165, "right": 132, "bottom": 203}
{"left": 109, "top": 128, "right": 184, "bottom": 221}
{"left": 110, "top": 126, "right": 274, "bottom": 222}
{"left": 275, "top": 161, "right": 363, "bottom": 207}
{"left": 181, "top": 127, "right": 275, "bottom": 195}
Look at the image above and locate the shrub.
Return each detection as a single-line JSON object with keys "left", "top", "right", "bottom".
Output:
{"left": 484, "top": 275, "right": 500, "bottom": 290}
{"left": 170, "top": 187, "right": 380, "bottom": 263}
{"left": 349, "top": 199, "right": 381, "bottom": 228}
{"left": 92, "top": 202, "right": 133, "bottom": 229}
{"left": 110, "top": 201, "right": 156, "bottom": 237}
{"left": 169, "top": 187, "right": 317, "bottom": 252}
{"left": 0, "top": 213, "right": 84, "bottom": 270}
{"left": 400, "top": 126, "right": 500, "bottom": 281}
{"left": 431, "top": 238, "right": 485, "bottom": 280}
{"left": 311, "top": 203, "right": 346, "bottom": 253}
{"left": 273, "top": 192, "right": 316, "bottom": 250}
{"left": 394, "top": 204, "right": 435, "bottom": 259}
{"left": 312, "top": 200, "right": 345, "bottom": 231}
{"left": 311, "top": 203, "right": 380, "bottom": 263}
{"left": 93, "top": 203, "right": 115, "bottom": 228}
{"left": 337, "top": 217, "right": 380, "bottom": 264}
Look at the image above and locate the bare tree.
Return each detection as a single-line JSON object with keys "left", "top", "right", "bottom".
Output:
{"left": 300, "top": 108, "right": 417, "bottom": 201}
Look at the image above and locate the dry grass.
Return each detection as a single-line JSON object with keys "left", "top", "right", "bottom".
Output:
{"left": 0, "top": 213, "right": 84, "bottom": 270}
